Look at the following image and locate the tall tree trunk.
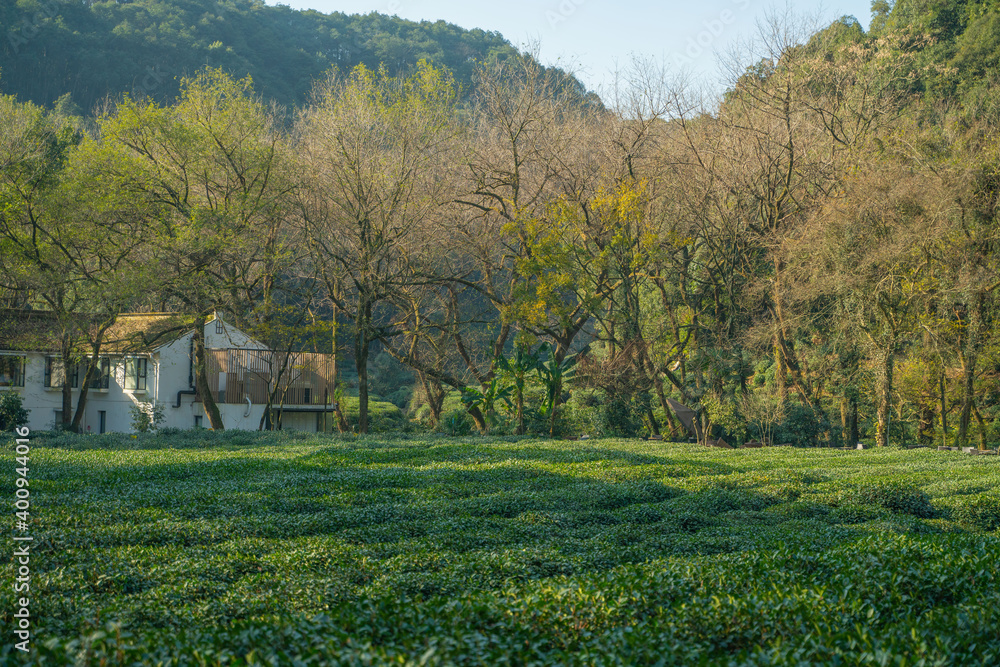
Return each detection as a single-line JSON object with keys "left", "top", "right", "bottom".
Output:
{"left": 957, "top": 293, "right": 983, "bottom": 447}
{"left": 940, "top": 370, "right": 948, "bottom": 448}
{"left": 643, "top": 348, "right": 677, "bottom": 437}
{"left": 972, "top": 404, "right": 988, "bottom": 450}
{"left": 72, "top": 342, "right": 102, "bottom": 432}
{"left": 355, "top": 299, "right": 372, "bottom": 434}
{"left": 848, "top": 396, "right": 859, "bottom": 445}
{"left": 467, "top": 405, "right": 486, "bottom": 432}
{"left": 875, "top": 345, "right": 894, "bottom": 447}
{"left": 957, "top": 350, "right": 976, "bottom": 448}
{"left": 645, "top": 402, "right": 660, "bottom": 437}
{"left": 918, "top": 402, "right": 934, "bottom": 444}
{"left": 193, "top": 313, "right": 225, "bottom": 430}
{"left": 655, "top": 380, "right": 678, "bottom": 437}
{"left": 60, "top": 343, "right": 74, "bottom": 431}
{"left": 431, "top": 384, "right": 445, "bottom": 426}
{"left": 774, "top": 336, "right": 788, "bottom": 402}
{"left": 331, "top": 303, "right": 345, "bottom": 432}
{"left": 260, "top": 353, "right": 290, "bottom": 431}
{"left": 772, "top": 265, "right": 789, "bottom": 403}
{"left": 419, "top": 372, "right": 445, "bottom": 427}
{"left": 356, "top": 337, "right": 370, "bottom": 434}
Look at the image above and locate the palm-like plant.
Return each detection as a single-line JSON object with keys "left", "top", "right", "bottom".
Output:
{"left": 461, "top": 376, "right": 513, "bottom": 434}
{"left": 536, "top": 343, "right": 578, "bottom": 437}
{"left": 496, "top": 344, "right": 542, "bottom": 435}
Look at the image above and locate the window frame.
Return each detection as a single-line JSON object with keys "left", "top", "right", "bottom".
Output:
{"left": 124, "top": 356, "right": 149, "bottom": 392}
{"left": 0, "top": 355, "right": 26, "bottom": 388}
{"left": 89, "top": 357, "right": 111, "bottom": 390}
{"left": 44, "top": 356, "right": 80, "bottom": 389}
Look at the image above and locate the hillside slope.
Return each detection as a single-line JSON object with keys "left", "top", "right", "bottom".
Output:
{"left": 0, "top": 0, "right": 580, "bottom": 112}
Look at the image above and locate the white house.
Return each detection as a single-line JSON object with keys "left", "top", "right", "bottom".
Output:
{"left": 0, "top": 311, "right": 336, "bottom": 433}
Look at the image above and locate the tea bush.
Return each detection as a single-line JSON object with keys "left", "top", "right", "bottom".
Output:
{"left": 952, "top": 491, "right": 1000, "bottom": 531}
{"left": 847, "top": 480, "right": 936, "bottom": 517}
{"left": 1, "top": 432, "right": 999, "bottom": 664}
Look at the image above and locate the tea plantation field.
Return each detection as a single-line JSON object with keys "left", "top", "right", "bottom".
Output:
{"left": 3, "top": 431, "right": 1000, "bottom": 665}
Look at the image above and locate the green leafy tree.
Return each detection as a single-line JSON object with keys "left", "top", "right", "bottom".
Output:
{"left": 88, "top": 68, "right": 295, "bottom": 429}
{"left": 0, "top": 93, "right": 148, "bottom": 432}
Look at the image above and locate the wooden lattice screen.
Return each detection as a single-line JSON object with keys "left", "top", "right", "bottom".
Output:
{"left": 203, "top": 349, "right": 334, "bottom": 406}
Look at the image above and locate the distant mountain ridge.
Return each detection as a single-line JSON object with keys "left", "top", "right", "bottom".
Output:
{"left": 0, "top": 0, "right": 590, "bottom": 112}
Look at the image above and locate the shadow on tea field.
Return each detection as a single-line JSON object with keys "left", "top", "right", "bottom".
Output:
{"left": 2, "top": 431, "right": 998, "bottom": 665}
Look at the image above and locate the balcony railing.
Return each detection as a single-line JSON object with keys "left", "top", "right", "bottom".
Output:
{"left": 202, "top": 348, "right": 335, "bottom": 407}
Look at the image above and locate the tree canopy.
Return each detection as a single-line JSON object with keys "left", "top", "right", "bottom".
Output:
{"left": 0, "top": 0, "right": 596, "bottom": 113}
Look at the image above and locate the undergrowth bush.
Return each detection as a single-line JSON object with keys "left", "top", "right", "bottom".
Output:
{"left": 438, "top": 409, "right": 474, "bottom": 436}
{"left": 593, "top": 391, "right": 646, "bottom": 437}
{"left": 339, "top": 396, "right": 407, "bottom": 432}
{"left": 774, "top": 401, "right": 829, "bottom": 446}
{"left": 0, "top": 391, "right": 29, "bottom": 432}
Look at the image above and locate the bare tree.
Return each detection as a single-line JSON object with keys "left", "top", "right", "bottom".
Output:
{"left": 298, "top": 61, "right": 458, "bottom": 433}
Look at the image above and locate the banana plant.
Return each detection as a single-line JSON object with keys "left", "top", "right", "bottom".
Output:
{"left": 496, "top": 343, "right": 542, "bottom": 435}
{"left": 461, "top": 376, "right": 513, "bottom": 434}
{"left": 535, "top": 342, "right": 578, "bottom": 437}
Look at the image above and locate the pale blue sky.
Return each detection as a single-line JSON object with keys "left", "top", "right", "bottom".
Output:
{"left": 266, "top": 0, "right": 874, "bottom": 93}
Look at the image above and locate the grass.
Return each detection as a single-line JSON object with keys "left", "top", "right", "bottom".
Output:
{"left": 2, "top": 431, "right": 999, "bottom": 665}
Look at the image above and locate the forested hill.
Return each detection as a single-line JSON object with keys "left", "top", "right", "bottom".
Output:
{"left": 0, "top": 0, "right": 587, "bottom": 113}
{"left": 810, "top": 0, "right": 1000, "bottom": 103}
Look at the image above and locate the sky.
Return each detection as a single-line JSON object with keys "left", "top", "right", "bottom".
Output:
{"left": 264, "top": 0, "right": 874, "bottom": 95}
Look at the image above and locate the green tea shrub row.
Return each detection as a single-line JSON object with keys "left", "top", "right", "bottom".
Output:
{"left": 952, "top": 491, "right": 1000, "bottom": 531}
{"left": 845, "top": 480, "right": 936, "bottom": 518}
{"left": 8, "top": 534, "right": 999, "bottom": 666}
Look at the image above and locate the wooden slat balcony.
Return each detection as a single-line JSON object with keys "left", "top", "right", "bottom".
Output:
{"left": 202, "top": 349, "right": 335, "bottom": 407}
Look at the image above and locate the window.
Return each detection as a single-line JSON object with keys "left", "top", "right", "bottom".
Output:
{"left": 217, "top": 371, "right": 227, "bottom": 404}
{"left": 44, "top": 357, "right": 79, "bottom": 389}
{"left": 0, "top": 356, "right": 26, "bottom": 388}
{"left": 215, "top": 318, "right": 224, "bottom": 334}
{"left": 44, "top": 357, "right": 56, "bottom": 387}
{"left": 89, "top": 358, "right": 110, "bottom": 390}
{"left": 194, "top": 415, "right": 203, "bottom": 428}
{"left": 124, "top": 357, "right": 148, "bottom": 391}
{"left": 98, "top": 411, "right": 106, "bottom": 434}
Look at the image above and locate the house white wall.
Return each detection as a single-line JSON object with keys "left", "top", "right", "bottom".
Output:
{"left": 160, "top": 317, "right": 270, "bottom": 430}
{"left": 204, "top": 316, "right": 267, "bottom": 351}
{"left": 280, "top": 412, "right": 322, "bottom": 431}
{"left": 2, "top": 316, "right": 291, "bottom": 434}
{"left": 6, "top": 352, "right": 151, "bottom": 433}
